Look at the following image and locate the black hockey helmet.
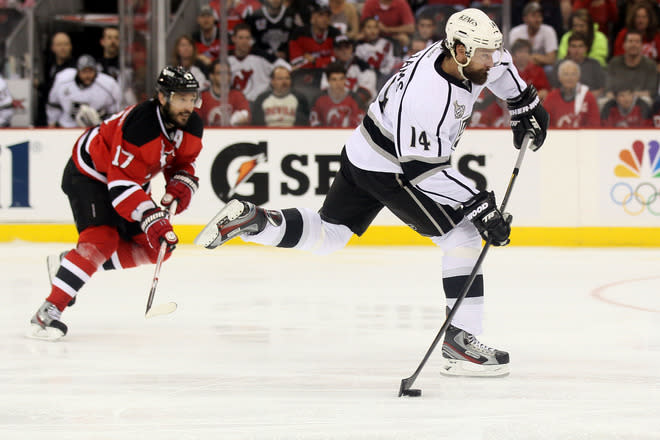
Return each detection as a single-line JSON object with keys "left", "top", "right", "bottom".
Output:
{"left": 156, "top": 65, "right": 200, "bottom": 95}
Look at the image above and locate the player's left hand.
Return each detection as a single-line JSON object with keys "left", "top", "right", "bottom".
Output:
{"left": 507, "top": 85, "right": 549, "bottom": 152}
{"left": 463, "top": 191, "right": 512, "bottom": 246}
{"left": 161, "top": 171, "right": 199, "bottom": 214}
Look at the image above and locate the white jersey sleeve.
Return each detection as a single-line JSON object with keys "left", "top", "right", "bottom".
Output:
{"left": 484, "top": 49, "right": 529, "bottom": 101}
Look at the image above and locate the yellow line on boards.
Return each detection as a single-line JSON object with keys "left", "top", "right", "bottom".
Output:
{"left": 2, "top": 224, "right": 660, "bottom": 247}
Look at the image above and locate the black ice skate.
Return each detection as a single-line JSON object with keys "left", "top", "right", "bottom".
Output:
{"left": 47, "top": 251, "right": 76, "bottom": 307}
{"left": 28, "top": 301, "right": 68, "bottom": 341}
{"left": 195, "top": 200, "right": 282, "bottom": 249}
{"left": 441, "top": 324, "right": 510, "bottom": 377}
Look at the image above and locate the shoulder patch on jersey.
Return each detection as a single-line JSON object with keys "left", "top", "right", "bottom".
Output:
{"left": 122, "top": 100, "right": 161, "bottom": 147}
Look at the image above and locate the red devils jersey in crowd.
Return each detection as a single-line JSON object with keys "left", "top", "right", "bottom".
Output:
{"left": 310, "top": 92, "right": 364, "bottom": 127}
{"left": 354, "top": 38, "right": 396, "bottom": 75}
{"left": 289, "top": 26, "right": 341, "bottom": 70}
{"left": 601, "top": 100, "right": 653, "bottom": 127}
{"left": 197, "top": 88, "right": 251, "bottom": 126}
{"left": 544, "top": 88, "right": 601, "bottom": 128}
{"left": 518, "top": 62, "right": 551, "bottom": 95}
{"left": 72, "top": 99, "right": 204, "bottom": 221}
{"left": 193, "top": 28, "right": 221, "bottom": 63}
{"left": 209, "top": 0, "right": 262, "bottom": 34}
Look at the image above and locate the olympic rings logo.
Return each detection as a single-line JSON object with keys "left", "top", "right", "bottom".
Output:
{"left": 610, "top": 182, "right": 660, "bottom": 215}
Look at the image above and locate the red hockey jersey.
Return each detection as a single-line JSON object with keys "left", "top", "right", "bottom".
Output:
{"left": 310, "top": 92, "right": 364, "bottom": 127}
{"left": 601, "top": 100, "right": 653, "bottom": 128}
{"left": 544, "top": 87, "right": 601, "bottom": 128}
{"left": 197, "top": 88, "right": 250, "bottom": 126}
{"left": 72, "top": 99, "right": 204, "bottom": 222}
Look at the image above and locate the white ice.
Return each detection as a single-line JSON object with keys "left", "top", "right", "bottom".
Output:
{"left": 1, "top": 243, "right": 659, "bottom": 440}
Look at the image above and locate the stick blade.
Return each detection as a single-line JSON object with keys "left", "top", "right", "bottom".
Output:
{"left": 145, "top": 302, "right": 178, "bottom": 319}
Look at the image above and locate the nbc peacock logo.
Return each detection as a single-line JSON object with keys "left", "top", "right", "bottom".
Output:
{"left": 610, "top": 140, "right": 660, "bottom": 215}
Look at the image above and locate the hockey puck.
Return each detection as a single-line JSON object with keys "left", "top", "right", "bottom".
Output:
{"left": 401, "top": 388, "right": 422, "bottom": 397}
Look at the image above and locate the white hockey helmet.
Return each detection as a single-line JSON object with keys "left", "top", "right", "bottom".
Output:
{"left": 445, "top": 8, "right": 503, "bottom": 67}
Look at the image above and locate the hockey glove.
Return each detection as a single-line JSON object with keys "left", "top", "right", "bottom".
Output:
{"left": 161, "top": 171, "right": 199, "bottom": 214}
{"left": 463, "top": 191, "right": 512, "bottom": 246}
{"left": 140, "top": 207, "right": 178, "bottom": 251}
{"left": 507, "top": 85, "right": 549, "bottom": 151}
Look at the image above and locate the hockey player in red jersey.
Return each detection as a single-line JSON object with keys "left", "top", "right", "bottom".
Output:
{"left": 29, "top": 66, "right": 204, "bottom": 341}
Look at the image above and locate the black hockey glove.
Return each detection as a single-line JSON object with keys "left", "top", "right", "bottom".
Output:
{"left": 462, "top": 191, "right": 512, "bottom": 246}
{"left": 507, "top": 85, "right": 549, "bottom": 151}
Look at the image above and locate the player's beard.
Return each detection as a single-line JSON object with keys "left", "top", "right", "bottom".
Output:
{"left": 163, "top": 101, "right": 191, "bottom": 129}
{"left": 463, "top": 65, "right": 489, "bottom": 85}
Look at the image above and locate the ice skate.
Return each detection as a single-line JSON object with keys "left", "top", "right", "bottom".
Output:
{"left": 441, "top": 325, "right": 510, "bottom": 377}
{"left": 46, "top": 251, "right": 76, "bottom": 307}
{"left": 195, "top": 200, "right": 281, "bottom": 249}
{"left": 28, "top": 301, "right": 68, "bottom": 341}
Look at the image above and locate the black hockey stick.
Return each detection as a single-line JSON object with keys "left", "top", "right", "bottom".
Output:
{"left": 399, "top": 135, "right": 531, "bottom": 397}
{"left": 145, "top": 200, "right": 178, "bottom": 318}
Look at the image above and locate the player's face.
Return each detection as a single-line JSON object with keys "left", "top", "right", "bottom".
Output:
{"left": 78, "top": 67, "right": 97, "bottom": 86}
{"left": 52, "top": 33, "right": 72, "bottom": 59}
{"left": 464, "top": 48, "right": 495, "bottom": 85}
{"left": 328, "top": 72, "right": 346, "bottom": 96}
{"left": 163, "top": 92, "right": 198, "bottom": 128}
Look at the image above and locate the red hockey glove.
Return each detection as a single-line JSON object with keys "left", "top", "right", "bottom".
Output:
{"left": 161, "top": 171, "right": 199, "bottom": 214}
{"left": 140, "top": 208, "right": 178, "bottom": 251}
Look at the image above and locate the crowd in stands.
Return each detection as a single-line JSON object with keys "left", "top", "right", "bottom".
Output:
{"left": 3, "top": 0, "right": 660, "bottom": 128}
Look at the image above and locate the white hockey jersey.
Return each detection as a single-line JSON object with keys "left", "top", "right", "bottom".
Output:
{"left": 345, "top": 41, "right": 527, "bottom": 208}
{"left": 47, "top": 68, "right": 121, "bottom": 127}
{"left": 228, "top": 53, "right": 290, "bottom": 102}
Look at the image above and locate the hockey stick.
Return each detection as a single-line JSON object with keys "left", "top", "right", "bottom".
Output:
{"left": 399, "top": 135, "right": 531, "bottom": 397}
{"left": 145, "top": 200, "right": 178, "bottom": 319}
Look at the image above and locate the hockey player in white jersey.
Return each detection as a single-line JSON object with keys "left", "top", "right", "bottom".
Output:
{"left": 196, "top": 8, "right": 549, "bottom": 377}
{"left": 47, "top": 54, "right": 121, "bottom": 128}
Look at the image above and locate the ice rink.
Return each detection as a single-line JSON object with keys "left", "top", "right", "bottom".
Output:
{"left": 1, "top": 242, "right": 659, "bottom": 440}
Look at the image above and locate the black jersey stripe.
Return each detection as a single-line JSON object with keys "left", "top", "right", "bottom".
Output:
{"left": 442, "top": 169, "right": 478, "bottom": 197}
{"left": 396, "top": 175, "right": 461, "bottom": 235}
{"left": 505, "top": 68, "right": 527, "bottom": 94}
{"left": 401, "top": 158, "right": 451, "bottom": 184}
{"left": 414, "top": 184, "right": 462, "bottom": 204}
{"left": 362, "top": 113, "right": 397, "bottom": 159}
{"left": 435, "top": 84, "right": 452, "bottom": 157}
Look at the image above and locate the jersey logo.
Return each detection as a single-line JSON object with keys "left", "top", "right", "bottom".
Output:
{"left": 232, "top": 69, "right": 254, "bottom": 91}
{"left": 453, "top": 100, "right": 465, "bottom": 119}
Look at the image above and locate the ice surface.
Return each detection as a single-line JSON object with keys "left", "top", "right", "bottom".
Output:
{"left": 1, "top": 243, "right": 659, "bottom": 439}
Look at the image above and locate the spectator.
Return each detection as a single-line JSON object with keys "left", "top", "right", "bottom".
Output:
{"left": 550, "top": 32, "right": 606, "bottom": 98}
{"left": 355, "top": 17, "right": 397, "bottom": 88}
{"left": 36, "top": 32, "right": 75, "bottom": 126}
{"left": 47, "top": 54, "right": 121, "bottom": 128}
{"left": 557, "top": 8, "right": 609, "bottom": 67}
{"left": 310, "top": 62, "right": 364, "bottom": 127}
{"left": 571, "top": 0, "right": 618, "bottom": 39}
{"left": 97, "top": 26, "right": 120, "bottom": 81}
{"left": 601, "top": 86, "right": 653, "bottom": 127}
{"left": 544, "top": 60, "right": 600, "bottom": 127}
{"left": 511, "top": 0, "right": 566, "bottom": 38}
{"left": 509, "top": 1, "right": 558, "bottom": 71}
{"left": 0, "top": 73, "right": 14, "bottom": 127}
{"left": 605, "top": 30, "right": 658, "bottom": 105}
{"left": 289, "top": 4, "right": 341, "bottom": 72}
{"left": 228, "top": 23, "right": 291, "bottom": 103}
{"left": 197, "top": 60, "right": 251, "bottom": 127}
{"left": 415, "top": 12, "right": 440, "bottom": 46}
{"left": 613, "top": 0, "right": 660, "bottom": 67}
{"left": 192, "top": 5, "right": 220, "bottom": 68}
{"left": 470, "top": 90, "right": 508, "bottom": 128}
{"left": 329, "top": 0, "right": 360, "bottom": 40}
{"left": 251, "top": 65, "right": 310, "bottom": 126}
{"left": 245, "top": 0, "right": 298, "bottom": 60}
{"left": 209, "top": 0, "right": 262, "bottom": 36}
{"left": 511, "top": 39, "right": 551, "bottom": 100}
{"left": 653, "top": 94, "right": 660, "bottom": 127}
{"left": 320, "top": 34, "right": 377, "bottom": 111}
{"left": 360, "top": 0, "right": 416, "bottom": 52}
{"left": 172, "top": 35, "right": 210, "bottom": 91}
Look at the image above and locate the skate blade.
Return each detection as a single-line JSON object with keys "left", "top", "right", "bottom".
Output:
{"left": 145, "top": 302, "right": 177, "bottom": 319}
{"left": 27, "top": 324, "right": 65, "bottom": 341}
{"left": 440, "top": 358, "right": 510, "bottom": 377}
{"left": 194, "top": 200, "right": 243, "bottom": 249}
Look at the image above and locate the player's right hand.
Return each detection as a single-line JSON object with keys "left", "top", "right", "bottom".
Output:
{"left": 140, "top": 207, "right": 178, "bottom": 251}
